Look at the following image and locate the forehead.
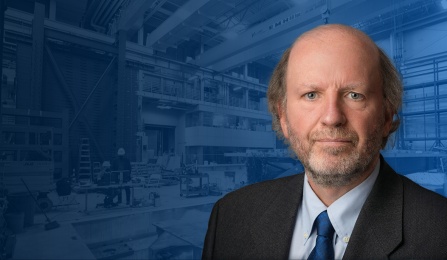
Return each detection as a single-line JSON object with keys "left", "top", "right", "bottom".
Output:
{"left": 291, "top": 26, "right": 379, "bottom": 59}
{"left": 286, "top": 28, "right": 381, "bottom": 87}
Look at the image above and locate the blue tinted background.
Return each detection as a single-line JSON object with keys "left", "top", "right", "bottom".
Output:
{"left": 1, "top": 0, "right": 446, "bottom": 259}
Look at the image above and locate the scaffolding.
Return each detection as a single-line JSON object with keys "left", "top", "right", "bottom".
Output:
{"left": 400, "top": 51, "right": 447, "bottom": 151}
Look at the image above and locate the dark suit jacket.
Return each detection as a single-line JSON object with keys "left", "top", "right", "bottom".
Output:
{"left": 202, "top": 157, "right": 447, "bottom": 259}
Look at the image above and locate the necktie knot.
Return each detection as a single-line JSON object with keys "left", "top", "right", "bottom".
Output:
{"left": 315, "top": 210, "right": 335, "bottom": 238}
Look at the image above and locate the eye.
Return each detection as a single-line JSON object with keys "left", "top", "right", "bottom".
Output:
{"left": 348, "top": 92, "right": 364, "bottom": 100}
{"left": 305, "top": 92, "right": 317, "bottom": 100}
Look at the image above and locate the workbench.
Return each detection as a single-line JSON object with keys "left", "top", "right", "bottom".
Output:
{"left": 75, "top": 183, "right": 142, "bottom": 213}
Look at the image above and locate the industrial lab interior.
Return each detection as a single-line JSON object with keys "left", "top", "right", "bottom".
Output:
{"left": 1, "top": 0, "right": 447, "bottom": 259}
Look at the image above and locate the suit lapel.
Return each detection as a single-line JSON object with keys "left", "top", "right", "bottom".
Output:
{"left": 236, "top": 157, "right": 403, "bottom": 259}
{"left": 243, "top": 174, "right": 304, "bottom": 260}
{"left": 343, "top": 156, "right": 403, "bottom": 259}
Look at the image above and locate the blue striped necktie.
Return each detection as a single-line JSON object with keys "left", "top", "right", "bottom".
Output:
{"left": 308, "top": 210, "right": 335, "bottom": 260}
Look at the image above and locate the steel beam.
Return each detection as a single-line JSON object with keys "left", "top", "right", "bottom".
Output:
{"left": 31, "top": 1, "right": 45, "bottom": 110}
{"left": 118, "top": 0, "right": 167, "bottom": 34}
{"left": 0, "top": 0, "right": 5, "bottom": 120}
{"left": 49, "top": 0, "right": 56, "bottom": 20}
{"left": 115, "top": 29, "right": 139, "bottom": 161}
{"left": 119, "top": 0, "right": 152, "bottom": 28}
{"left": 45, "top": 29, "right": 117, "bottom": 54}
{"left": 116, "top": 30, "right": 129, "bottom": 156}
{"left": 4, "top": 8, "right": 118, "bottom": 54}
{"left": 195, "top": 0, "right": 396, "bottom": 71}
{"left": 146, "top": 0, "right": 210, "bottom": 47}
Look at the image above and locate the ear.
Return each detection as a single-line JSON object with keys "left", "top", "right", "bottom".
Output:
{"left": 382, "top": 105, "right": 394, "bottom": 137}
{"left": 278, "top": 103, "right": 289, "bottom": 139}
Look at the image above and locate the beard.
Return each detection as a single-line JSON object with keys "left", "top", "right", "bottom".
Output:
{"left": 286, "top": 117, "right": 384, "bottom": 187}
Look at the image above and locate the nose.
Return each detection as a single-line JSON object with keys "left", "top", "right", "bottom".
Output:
{"left": 320, "top": 95, "right": 346, "bottom": 127}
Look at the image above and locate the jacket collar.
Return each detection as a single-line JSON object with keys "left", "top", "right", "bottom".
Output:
{"left": 243, "top": 174, "right": 304, "bottom": 260}
{"left": 343, "top": 156, "right": 403, "bottom": 259}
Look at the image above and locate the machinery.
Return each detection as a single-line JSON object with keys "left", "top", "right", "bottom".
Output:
{"left": 179, "top": 173, "right": 209, "bottom": 198}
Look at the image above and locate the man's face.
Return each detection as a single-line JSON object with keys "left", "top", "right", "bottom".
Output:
{"left": 279, "top": 32, "right": 393, "bottom": 187}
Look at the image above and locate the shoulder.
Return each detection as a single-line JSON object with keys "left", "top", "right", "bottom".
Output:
{"left": 212, "top": 174, "right": 304, "bottom": 218}
{"left": 380, "top": 158, "right": 446, "bottom": 211}
{"left": 381, "top": 162, "right": 447, "bottom": 218}
{"left": 399, "top": 174, "right": 447, "bottom": 215}
{"left": 218, "top": 174, "right": 303, "bottom": 206}
{"left": 203, "top": 174, "right": 304, "bottom": 259}
{"left": 393, "top": 174, "right": 447, "bottom": 257}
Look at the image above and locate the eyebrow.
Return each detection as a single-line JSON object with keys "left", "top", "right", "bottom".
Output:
{"left": 339, "top": 84, "right": 364, "bottom": 91}
{"left": 297, "top": 83, "right": 365, "bottom": 91}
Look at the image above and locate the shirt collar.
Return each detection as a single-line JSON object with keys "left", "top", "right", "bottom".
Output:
{"left": 301, "top": 160, "right": 380, "bottom": 244}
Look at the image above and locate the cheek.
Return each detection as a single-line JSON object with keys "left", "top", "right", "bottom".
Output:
{"left": 285, "top": 106, "right": 315, "bottom": 137}
{"left": 349, "top": 110, "right": 384, "bottom": 140}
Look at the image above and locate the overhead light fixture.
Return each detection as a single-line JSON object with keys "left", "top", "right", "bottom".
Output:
{"left": 442, "top": 0, "right": 447, "bottom": 9}
{"left": 157, "top": 105, "right": 171, "bottom": 110}
{"left": 188, "top": 75, "right": 198, "bottom": 81}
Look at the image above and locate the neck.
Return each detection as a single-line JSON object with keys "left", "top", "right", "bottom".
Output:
{"left": 306, "top": 155, "right": 380, "bottom": 206}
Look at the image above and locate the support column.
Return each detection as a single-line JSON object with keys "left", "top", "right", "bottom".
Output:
{"left": 31, "top": 0, "right": 45, "bottom": 110}
{"left": 138, "top": 27, "right": 144, "bottom": 45}
{"left": 160, "top": 78, "right": 165, "bottom": 95}
{"left": 49, "top": 0, "right": 56, "bottom": 20}
{"left": 224, "top": 83, "right": 229, "bottom": 105}
{"left": 136, "top": 95, "right": 144, "bottom": 162}
{"left": 0, "top": 0, "right": 5, "bottom": 119}
{"left": 197, "top": 146, "right": 204, "bottom": 165}
{"left": 116, "top": 30, "right": 131, "bottom": 158}
{"left": 434, "top": 62, "right": 441, "bottom": 148}
{"left": 390, "top": 32, "right": 404, "bottom": 149}
{"left": 200, "top": 77, "right": 205, "bottom": 101}
{"left": 245, "top": 89, "right": 249, "bottom": 109}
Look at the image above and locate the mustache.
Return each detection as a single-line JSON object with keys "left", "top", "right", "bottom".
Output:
{"left": 310, "top": 128, "right": 359, "bottom": 144}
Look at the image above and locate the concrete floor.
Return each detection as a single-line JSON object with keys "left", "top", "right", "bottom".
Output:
{"left": 12, "top": 184, "right": 224, "bottom": 259}
{"left": 11, "top": 172, "right": 446, "bottom": 259}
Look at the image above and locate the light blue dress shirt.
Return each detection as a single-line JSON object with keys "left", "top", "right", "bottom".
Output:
{"left": 289, "top": 161, "right": 380, "bottom": 260}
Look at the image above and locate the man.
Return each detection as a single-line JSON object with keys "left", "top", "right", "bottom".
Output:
{"left": 202, "top": 24, "right": 447, "bottom": 259}
{"left": 112, "top": 148, "right": 132, "bottom": 205}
